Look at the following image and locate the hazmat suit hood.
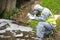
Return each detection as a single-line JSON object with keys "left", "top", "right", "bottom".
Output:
{"left": 34, "top": 4, "right": 43, "bottom": 11}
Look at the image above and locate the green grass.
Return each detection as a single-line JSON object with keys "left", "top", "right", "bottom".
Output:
{"left": 41, "top": 0, "right": 60, "bottom": 14}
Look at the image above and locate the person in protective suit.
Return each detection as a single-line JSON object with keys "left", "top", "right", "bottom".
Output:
{"left": 27, "top": 4, "right": 56, "bottom": 40}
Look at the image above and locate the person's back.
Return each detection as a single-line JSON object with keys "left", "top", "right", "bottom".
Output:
{"left": 42, "top": 8, "right": 52, "bottom": 17}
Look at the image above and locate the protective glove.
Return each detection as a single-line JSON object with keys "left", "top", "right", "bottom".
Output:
{"left": 27, "top": 13, "right": 35, "bottom": 19}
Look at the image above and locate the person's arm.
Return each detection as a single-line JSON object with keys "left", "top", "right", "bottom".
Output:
{"left": 34, "top": 15, "right": 46, "bottom": 21}
{"left": 27, "top": 13, "right": 47, "bottom": 21}
{"left": 33, "top": 11, "right": 39, "bottom": 17}
{"left": 33, "top": 10, "right": 46, "bottom": 21}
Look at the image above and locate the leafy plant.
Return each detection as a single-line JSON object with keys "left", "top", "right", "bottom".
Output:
{"left": 27, "top": 20, "right": 39, "bottom": 30}
{"left": 2, "top": 12, "right": 10, "bottom": 19}
{"left": 2, "top": 8, "right": 21, "bottom": 19}
{"left": 9, "top": 8, "right": 20, "bottom": 15}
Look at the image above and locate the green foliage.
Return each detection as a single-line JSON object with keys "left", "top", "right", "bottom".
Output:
{"left": 2, "top": 12, "right": 10, "bottom": 19}
{"left": 27, "top": 20, "right": 39, "bottom": 30}
{"left": 9, "top": 8, "right": 20, "bottom": 15}
{"left": 2, "top": 8, "right": 20, "bottom": 19}
{"left": 41, "top": 0, "right": 60, "bottom": 14}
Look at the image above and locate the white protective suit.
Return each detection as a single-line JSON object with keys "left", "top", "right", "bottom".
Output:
{"left": 27, "top": 4, "right": 56, "bottom": 40}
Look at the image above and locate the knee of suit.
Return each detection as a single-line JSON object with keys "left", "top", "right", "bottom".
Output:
{"left": 36, "top": 31, "right": 45, "bottom": 38}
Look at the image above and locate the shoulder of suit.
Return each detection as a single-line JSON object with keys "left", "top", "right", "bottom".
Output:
{"left": 43, "top": 7, "right": 49, "bottom": 10}
{"left": 43, "top": 8, "right": 50, "bottom": 11}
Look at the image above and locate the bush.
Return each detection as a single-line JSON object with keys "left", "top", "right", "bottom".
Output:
{"left": 2, "top": 8, "right": 20, "bottom": 19}
{"left": 2, "top": 12, "right": 10, "bottom": 19}
{"left": 9, "top": 8, "right": 20, "bottom": 15}
{"left": 41, "top": 0, "right": 60, "bottom": 14}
